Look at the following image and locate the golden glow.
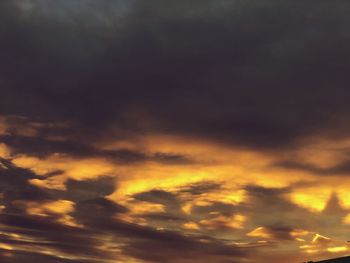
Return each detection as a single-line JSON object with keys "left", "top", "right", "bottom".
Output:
{"left": 342, "top": 214, "right": 350, "bottom": 224}
{"left": 57, "top": 215, "right": 83, "bottom": 228}
{"left": 0, "top": 143, "right": 10, "bottom": 159}
{"left": 304, "top": 249, "right": 319, "bottom": 254}
{"left": 183, "top": 222, "right": 200, "bottom": 230}
{"left": 4, "top": 127, "right": 350, "bottom": 261}
{"left": 291, "top": 229, "right": 310, "bottom": 237}
{"left": 13, "top": 155, "right": 116, "bottom": 190}
{"left": 180, "top": 188, "right": 246, "bottom": 215}
{"left": 13, "top": 155, "right": 114, "bottom": 179}
{"left": 0, "top": 243, "right": 13, "bottom": 251}
{"left": 289, "top": 187, "right": 332, "bottom": 212}
{"left": 337, "top": 188, "right": 350, "bottom": 209}
{"left": 110, "top": 166, "right": 216, "bottom": 201}
{"left": 106, "top": 135, "right": 305, "bottom": 208}
{"left": 299, "top": 233, "right": 345, "bottom": 256}
{"left": 14, "top": 200, "right": 75, "bottom": 216}
{"left": 311, "top": 234, "right": 331, "bottom": 244}
{"left": 40, "top": 200, "right": 74, "bottom": 214}
{"left": 127, "top": 201, "right": 165, "bottom": 214}
{"left": 327, "top": 246, "right": 348, "bottom": 253}
{"left": 246, "top": 227, "right": 272, "bottom": 239}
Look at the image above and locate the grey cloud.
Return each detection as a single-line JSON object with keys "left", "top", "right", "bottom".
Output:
{"left": 275, "top": 159, "right": 350, "bottom": 176}
{"left": 2, "top": 1, "right": 350, "bottom": 148}
{"left": 0, "top": 134, "right": 194, "bottom": 165}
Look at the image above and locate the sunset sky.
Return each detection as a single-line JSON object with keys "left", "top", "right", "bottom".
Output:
{"left": 1, "top": 1, "right": 350, "bottom": 263}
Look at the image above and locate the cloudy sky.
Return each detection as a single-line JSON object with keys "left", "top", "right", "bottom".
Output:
{"left": 1, "top": 1, "right": 350, "bottom": 262}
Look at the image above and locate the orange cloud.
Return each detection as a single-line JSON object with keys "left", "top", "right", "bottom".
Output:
{"left": 200, "top": 214, "right": 246, "bottom": 230}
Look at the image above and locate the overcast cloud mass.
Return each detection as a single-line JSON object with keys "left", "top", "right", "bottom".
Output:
{"left": 1, "top": 1, "right": 350, "bottom": 262}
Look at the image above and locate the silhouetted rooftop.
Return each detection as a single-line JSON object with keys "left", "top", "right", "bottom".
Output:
{"left": 305, "top": 256, "right": 350, "bottom": 263}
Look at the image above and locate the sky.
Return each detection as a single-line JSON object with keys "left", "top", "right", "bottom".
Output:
{"left": 1, "top": 1, "right": 350, "bottom": 262}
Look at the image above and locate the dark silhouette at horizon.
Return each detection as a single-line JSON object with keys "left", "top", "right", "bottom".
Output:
{"left": 305, "top": 256, "right": 350, "bottom": 263}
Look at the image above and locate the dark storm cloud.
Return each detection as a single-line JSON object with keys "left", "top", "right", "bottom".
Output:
{"left": 262, "top": 226, "right": 295, "bottom": 241}
{"left": 62, "top": 177, "right": 117, "bottom": 202}
{"left": 0, "top": 134, "right": 193, "bottom": 164}
{"left": 242, "top": 185, "right": 312, "bottom": 227}
{"left": 0, "top": 158, "right": 51, "bottom": 205}
{"left": 0, "top": 249, "right": 102, "bottom": 263}
{"left": 179, "top": 181, "right": 222, "bottom": 195}
{"left": 133, "top": 189, "right": 179, "bottom": 206}
{"left": 2, "top": 1, "right": 350, "bottom": 148}
{"left": 275, "top": 159, "right": 350, "bottom": 176}
{"left": 1, "top": 214, "right": 108, "bottom": 258}
{"left": 122, "top": 235, "right": 246, "bottom": 263}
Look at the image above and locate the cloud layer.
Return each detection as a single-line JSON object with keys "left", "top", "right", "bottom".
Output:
{"left": 2, "top": 1, "right": 350, "bottom": 262}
